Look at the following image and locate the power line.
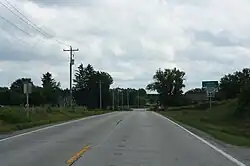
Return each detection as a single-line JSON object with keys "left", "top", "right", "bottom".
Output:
{"left": 1, "top": 0, "right": 69, "bottom": 47}
{"left": 0, "top": 13, "right": 60, "bottom": 55}
{"left": 1, "top": 26, "right": 29, "bottom": 46}
{"left": 0, "top": 22, "right": 44, "bottom": 55}
{"left": 0, "top": 16, "right": 43, "bottom": 52}
{"left": 0, "top": 1, "right": 46, "bottom": 36}
{"left": 0, "top": 14, "right": 32, "bottom": 36}
{"left": 3, "top": 0, "right": 51, "bottom": 37}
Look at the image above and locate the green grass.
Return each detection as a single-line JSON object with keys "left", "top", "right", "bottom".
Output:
{"left": 158, "top": 99, "right": 250, "bottom": 146}
{"left": 0, "top": 106, "right": 111, "bottom": 133}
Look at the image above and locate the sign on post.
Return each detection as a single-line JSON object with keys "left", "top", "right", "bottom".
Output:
{"left": 23, "top": 83, "right": 32, "bottom": 118}
{"left": 202, "top": 81, "right": 218, "bottom": 89}
{"left": 202, "top": 81, "right": 218, "bottom": 108}
{"left": 24, "top": 83, "right": 32, "bottom": 94}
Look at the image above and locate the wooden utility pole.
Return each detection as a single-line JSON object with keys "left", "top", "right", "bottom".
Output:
{"left": 127, "top": 90, "right": 129, "bottom": 109}
{"left": 117, "top": 88, "right": 120, "bottom": 110}
{"left": 63, "top": 46, "right": 79, "bottom": 108}
{"left": 98, "top": 80, "right": 103, "bottom": 109}
{"left": 121, "top": 91, "right": 124, "bottom": 111}
{"left": 112, "top": 90, "right": 115, "bottom": 111}
{"left": 137, "top": 90, "right": 140, "bottom": 108}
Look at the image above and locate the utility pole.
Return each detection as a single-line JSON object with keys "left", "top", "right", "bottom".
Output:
{"left": 121, "top": 91, "right": 124, "bottom": 111}
{"left": 112, "top": 90, "right": 115, "bottom": 111}
{"left": 63, "top": 46, "right": 79, "bottom": 108}
{"left": 117, "top": 88, "right": 120, "bottom": 110}
{"left": 137, "top": 90, "right": 140, "bottom": 108}
{"left": 127, "top": 90, "right": 129, "bottom": 109}
{"left": 98, "top": 80, "right": 103, "bottom": 109}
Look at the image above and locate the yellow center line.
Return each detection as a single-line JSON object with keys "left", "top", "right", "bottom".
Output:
{"left": 66, "top": 145, "right": 91, "bottom": 166}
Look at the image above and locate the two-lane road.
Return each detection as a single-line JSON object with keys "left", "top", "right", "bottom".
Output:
{"left": 0, "top": 110, "right": 245, "bottom": 166}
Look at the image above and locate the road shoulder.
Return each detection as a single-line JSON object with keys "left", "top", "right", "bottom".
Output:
{"left": 154, "top": 112, "right": 250, "bottom": 166}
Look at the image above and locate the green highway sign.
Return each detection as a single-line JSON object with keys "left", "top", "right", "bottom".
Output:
{"left": 202, "top": 81, "right": 218, "bottom": 88}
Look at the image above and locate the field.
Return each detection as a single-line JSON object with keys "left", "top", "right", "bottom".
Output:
{"left": 158, "top": 100, "right": 250, "bottom": 146}
{"left": 0, "top": 106, "right": 111, "bottom": 133}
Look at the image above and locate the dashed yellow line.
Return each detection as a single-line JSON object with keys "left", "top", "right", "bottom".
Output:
{"left": 66, "top": 145, "right": 91, "bottom": 166}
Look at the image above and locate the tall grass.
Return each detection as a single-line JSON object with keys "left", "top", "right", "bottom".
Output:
{"left": 0, "top": 106, "right": 110, "bottom": 133}
{"left": 158, "top": 99, "right": 250, "bottom": 146}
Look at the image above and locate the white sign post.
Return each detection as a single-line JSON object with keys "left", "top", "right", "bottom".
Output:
{"left": 24, "top": 82, "right": 32, "bottom": 118}
{"left": 202, "top": 81, "right": 218, "bottom": 109}
{"left": 206, "top": 87, "right": 216, "bottom": 108}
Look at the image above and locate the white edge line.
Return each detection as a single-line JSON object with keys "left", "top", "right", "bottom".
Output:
{"left": 0, "top": 112, "right": 115, "bottom": 142}
{"left": 152, "top": 111, "right": 246, "bottom": 166}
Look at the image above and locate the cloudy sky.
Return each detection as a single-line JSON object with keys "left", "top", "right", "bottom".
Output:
{"left": 0, "top": 0, "right": 250, "bottom": 91}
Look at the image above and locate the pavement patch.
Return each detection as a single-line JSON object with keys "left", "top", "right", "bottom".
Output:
{"left": 66, "top": 145, "right": 91, "bottom": 166}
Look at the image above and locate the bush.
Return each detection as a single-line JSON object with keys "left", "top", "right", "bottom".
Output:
{"left": 0, "top": 108, "right": 29, "bottom": 124}
{"left": 236, "top": 83, "right": 250, "bottom": 116}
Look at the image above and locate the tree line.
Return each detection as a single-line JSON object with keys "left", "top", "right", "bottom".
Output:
{"left": 0, "top": 64, "right": 147, "bottom": 109}
{"left": 73, "top": 64, "right": 147, "bottom": 109}
{"left": 147, "top": 67, "right": 250, "bottom": 115}
{"left": 3, "top": 63, "right": 249, "bottom": 113}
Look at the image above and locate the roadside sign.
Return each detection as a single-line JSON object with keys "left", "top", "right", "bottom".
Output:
{"left": 202, "top": 81, "right": 219, "bottom": 90}
{"left": 206, "top": 90, "right": 215, "bottom": 98}
{"left": 202, "top": 81, "right": 218, "bottom": 109}
{"left": 202, "top": 81, "right": 218, "bottom": 88}
{"left": 23, "top": 83, "right": 32, "bottom": 94}
{"left": 24, "top": 82, "right": 32, "bottom": 117}
{"left": 202, "top": 81, "right": 218, "bottom": 89}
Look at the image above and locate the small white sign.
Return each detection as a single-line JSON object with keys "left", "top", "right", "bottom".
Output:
{"left": 206, "top": 87, "right": 216, "bottom": 97}
{"left": 24, "top": 83, "right": 32, "bottom": 94}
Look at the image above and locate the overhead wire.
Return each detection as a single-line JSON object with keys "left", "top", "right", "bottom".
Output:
{"left": 0, "top": 6, "right": 41, "bottom": 52}
{"left": 0, "top": 0, "right": 48, "bottom": 37}
{"left": 0, "top": 14, "right": 32, "bottom": 36}
{"left": 3, "top": 0, "right": 52, "bottom": 38}
{"left": 1, "top": 26, "right": 29, "bottom": 46}
{"left": 0, "top": 14, "right": 44, "bottom": 55}
{"left": 1, "top": 0, "right": 70, "bottom": 47}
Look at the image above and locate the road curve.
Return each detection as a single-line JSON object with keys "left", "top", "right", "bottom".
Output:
{"left": 0, "top": 109, "right": 245, "bottom": 166}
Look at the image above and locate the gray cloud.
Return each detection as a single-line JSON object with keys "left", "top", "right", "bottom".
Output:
{"left": 175, "top": 43, "right": 235, "bottom": 65}
{"left": 27, "top": 0, "right": 98, "bottom": 7}
{"left": 193, "top": 30, "right": 241, "bottom": 47}
{"left": 0, "top": 33, "right": 66, "bottom": 64}
{"left": 1, "top": 0, "right": 250, "bottom": 91}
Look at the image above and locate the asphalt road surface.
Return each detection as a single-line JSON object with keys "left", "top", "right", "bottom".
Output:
{"left": 0, "top": 109, "right": 245, "bottom": 166}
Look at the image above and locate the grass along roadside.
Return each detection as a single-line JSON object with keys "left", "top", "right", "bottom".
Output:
{"left": 157, "top": 99, "right": 250, "bottom": 146}
{"left": 0, "top": 106, "right": 112, "bottom": 134}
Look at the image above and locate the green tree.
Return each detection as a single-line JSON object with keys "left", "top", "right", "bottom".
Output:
{"left": 0, "top": 87, "right": 11, "bottom": 105}
{"left": 236, "top": 82, "right": 250, "bottom": 116}
{"left": 41, "top": 72, "right": 61, "bottom": 105}
{"left": 185, "top": 88, "right": 205, "bottom": 94}
{"left": 111, "top": 88, "right": 147, "bottom": 109}
{"left": 10, "top": 78, "right": 32, "bottom": 93}
{"left": 73, "top": 64, "right": 113, "bottom": 109}
{"left": 95, "top": 71, "right": 113, "bottom": 108}
{"left": 146, "top": 68, "right": 185, "bottom": 107}
{"left": 30, "top": 86, "right": 46, "bottom": 106}
{"left": 73, "top": 64, "right": 96, "bottom": 107}
{"left": 219, "top": 68, "right": 250, "bottom": 99}
{"left": 9, "top": 78, "right": 33, "bottom": 105}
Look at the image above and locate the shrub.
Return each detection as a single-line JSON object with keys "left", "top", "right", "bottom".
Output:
{"left": 0, "top": 109, "right": 29, "bottom": 124}
{"left": 236, "top": 83, "right": 250, "bottom": 116}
